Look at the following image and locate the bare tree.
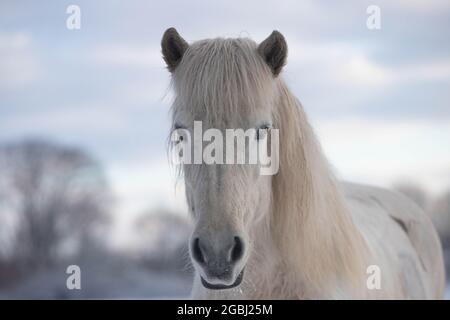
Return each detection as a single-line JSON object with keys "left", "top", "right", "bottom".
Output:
{"left": 0, "top": 139, "right": 111, "bottom": 270}
{"left": 134, "top": 209, "right": 192, "bottom": 274}
{"left": 393, "top": 182, "right": 428, "bottom": 210}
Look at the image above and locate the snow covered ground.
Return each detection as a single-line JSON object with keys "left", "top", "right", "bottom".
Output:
{"left": 1, "top": 256, "right": 448, "bottom": 299}
{"left": 0, "top": 262, "right": 192, "bottom": 299}
{"left": 2, "top": 271, "right": 448, "bottom": 299}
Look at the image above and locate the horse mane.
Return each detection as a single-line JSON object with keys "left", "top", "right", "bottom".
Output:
{"left": 171, "top": 38, "right": 276, "bottom": 127}
{"left": 171, "top": 37, "right": 371, "bottom": 298}
{"left": 272, "top": 80, "right": 370, "bottom": 297}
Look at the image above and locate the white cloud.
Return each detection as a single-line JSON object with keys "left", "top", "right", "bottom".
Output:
{"left": 90, "top": 44, "right": 162, "bottom": 68}
{"left": 315, "top": 117, "right": 450, "bottom": 195}
{"left": 87, "top": 43, "right": 172, "bottom": 106}
{"left": 338, "top": 54, "right": 394, "bottom": 87}
{"left": 289, "top": 40, "right": 450, "bottom": 90}
{"left": 284, "top": 41, "right": 395, "bottom": 116}
{"left": 285, "top": 39, "right": 450, "bottom": 119}
{"left": 288, "top": 41, "right": 394, "bottom": 90}
{"left": 0, "top": 32, "right": 41, "bottom": 89}
{"left": 0, "top": 103, "right": 128, "bottom": 138}
{"left": 399, "top": 59, "right": 450, "bottom": 82}
{"left": 389, "top": 0, "right": 450, "bottom": 13}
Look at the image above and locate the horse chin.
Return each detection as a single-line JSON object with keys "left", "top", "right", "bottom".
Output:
{"left": 200, "top": 269, "right": 244, "bottom": 290}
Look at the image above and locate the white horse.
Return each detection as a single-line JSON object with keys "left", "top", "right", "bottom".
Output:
{"left": 161, "top": 28, "right": 445, "bottom": 299}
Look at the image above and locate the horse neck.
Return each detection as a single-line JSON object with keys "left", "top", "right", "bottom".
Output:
{"left": 264, "top": 81, "right": 369, "bottom": 297}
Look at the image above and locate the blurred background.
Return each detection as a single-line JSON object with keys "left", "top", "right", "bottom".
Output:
{"left": 0, "top": 0, "right": 449, "bottom": 299}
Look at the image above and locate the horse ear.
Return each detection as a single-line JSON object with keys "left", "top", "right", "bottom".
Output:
{"left": 161, "top": 28, "right": 189, "bottom": 72}
{"left": 258, "top": 31, "right": 287, "bottom": 76}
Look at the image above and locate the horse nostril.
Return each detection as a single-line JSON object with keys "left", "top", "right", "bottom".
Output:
{"left": 192, "top": 237, "right": 205, "bottom": 264}
{"left": 230, "top": 236, "right": 244, "bottom": 263}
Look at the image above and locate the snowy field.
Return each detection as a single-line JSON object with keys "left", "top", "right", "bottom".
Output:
{"left": 0, "top": 261, "right": 192, "bottom": 300}
{"left": 1, "top": 268, "right": 448, "bottom": 299}
{"left": 1, "top": 243, "right": 449, "bottom": 300}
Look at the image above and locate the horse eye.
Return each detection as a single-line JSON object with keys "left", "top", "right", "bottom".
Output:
{"left": 176, "top": 133, "right": 185, "bottom": 145}
{"left": 172, "top": 128, "right": 186, "bottom": 145}
{"left": 256, "top": 124, "right": 271, "bottom": 140}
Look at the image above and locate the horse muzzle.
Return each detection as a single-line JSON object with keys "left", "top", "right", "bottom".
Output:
{"left": 191, "top": 234, "right": 246, "bottom": 290}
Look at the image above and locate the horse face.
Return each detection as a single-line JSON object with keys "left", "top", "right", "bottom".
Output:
{"left": 170, "top": 97, "right": 276, "bottom": 288}
{"left": 163, "top": 28, "right": 286, "bottom": 290}
{"left": 182, "top": 124, "right": 274, "bottom": 290}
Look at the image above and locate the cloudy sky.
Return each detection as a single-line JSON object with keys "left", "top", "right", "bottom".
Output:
{"left": 1, "top": 1, "right": 449, "bottom": 245}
